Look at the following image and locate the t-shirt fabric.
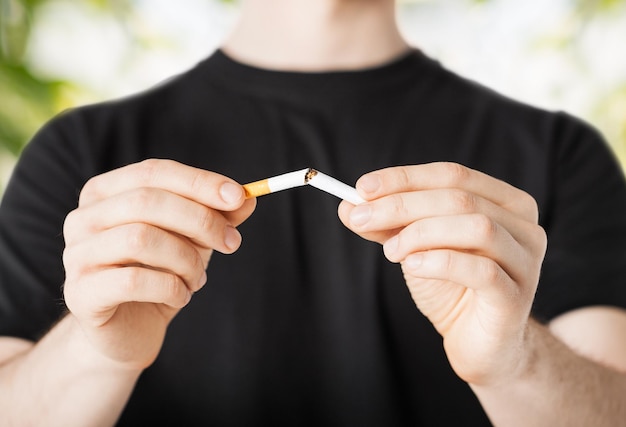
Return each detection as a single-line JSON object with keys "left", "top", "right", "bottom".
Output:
{"left": 2, "top": 49, "right": 626, "bottom": 426}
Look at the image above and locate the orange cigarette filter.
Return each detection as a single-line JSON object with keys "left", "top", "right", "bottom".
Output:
{"left": 243, "top": 179, "right": 272, "bottom": 198}
{"left": 242, "top": 168, "right": 309, "bottom": 199}
{"left": 242, "top": 168, "right": 365, "bottom": 204}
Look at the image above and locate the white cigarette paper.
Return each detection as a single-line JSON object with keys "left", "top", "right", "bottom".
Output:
{"left": 243, "top": 167, "right": 364, "bottom": 205}
{"left": 243, "top": 168, "right": 309, "bottom": 198}
{"left": 305, "top": 169, "right": 365, "bottom": 205}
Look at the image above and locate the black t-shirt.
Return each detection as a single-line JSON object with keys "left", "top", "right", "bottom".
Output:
{"left": 2, "top": 49, "right": 626, "bottom": 426}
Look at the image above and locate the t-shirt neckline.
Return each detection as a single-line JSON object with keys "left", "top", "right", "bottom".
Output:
{"left": 197, "top": 47, "right": 435, "bottom": 103}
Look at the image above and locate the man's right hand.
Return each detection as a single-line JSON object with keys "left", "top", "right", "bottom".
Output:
{"left": 62, "top": 159, "right": 256, "bottom": 370}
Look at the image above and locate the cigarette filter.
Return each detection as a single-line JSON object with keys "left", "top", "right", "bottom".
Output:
{"left": 243, "top": 168, "right": 309, "bottom": 198}
{"left": 243, "top": 167, "right": 365, "bottom": 205}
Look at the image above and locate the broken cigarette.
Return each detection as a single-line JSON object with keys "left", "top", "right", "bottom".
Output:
{"left": 305, "top": 169, "right": 365, "bottom": 205}
{"left": 243, "top": 168, "right": 365, "bottom": 205}
{"left": 242, "top": 168, "right": 309, "bottom": 198}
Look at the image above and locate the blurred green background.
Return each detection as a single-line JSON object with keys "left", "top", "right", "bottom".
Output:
{"left": 1, "top": 0, "right": 626, "bottom": 193}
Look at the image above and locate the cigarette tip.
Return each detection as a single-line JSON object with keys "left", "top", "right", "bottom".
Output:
{"left": 305, "top": 168, "right": 318, "bottom": 183}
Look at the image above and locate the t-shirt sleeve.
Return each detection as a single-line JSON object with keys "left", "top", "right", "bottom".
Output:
{"left": 532, "top": 112, "right": 626, "bottom": 322}
{"left": 0, "top": 111, "right": 88, "bottom": 340}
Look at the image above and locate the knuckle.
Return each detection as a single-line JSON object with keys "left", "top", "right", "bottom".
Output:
{"left": 78, "top": 176, "right": 101, "bottom": 205}
{"left": 481, "top": 258, "right": 504, "bottom": 285}
{"left": 197, "top": 206, "right": 216, "bottom": 232}
{"left": 395, "top": 167, "right": 412, "bottom": 188}
{"left": 524, "top": 194, "right": 541, "bottom": 223}
{"left": 175, "top": 248, "right": 203, "bottom": 287}
{"left": 62, "top": 280, "right": 79, "bottom": 312}
{"left": 415, "top": 221, "right": 428, "bottom": 241}
{"left": 449, "top": 190, "right": 476, "bottom": 213}
{"left": 135, "top": 159, "right": 162, "bottom": 186}
{"left": 520, "top": 191, "right": 538, "bottom": 211}
{"left": 532, "top": 224, "right": 548, "bottom": 254}
{"left": 405, "top": 220, "right": 426, "bottom": 245}
{"left": 133, "top": 185, "right": 154, "bottom": 201}
{"left": 163, "top": 274, "right": 186, "bottom": 306}
{"left": 513, "top": 191, "right": 540, "bottom": 222}
{"left": 63, "top": 209, "right": 80, "bottom": 240}
{"left": 428, "top": 250, "right": 454, "bottom": 273}
{"left": 128, "top": 187, "right": 155, "bottom": 212}
{"left": 188, "top": 170, "right": 207, "bottom": 196}
{"left": 61, "top": 246, "right": 70, "bottom": 267}
{"left": 63, "top": 208, "right": 96, "bottom": 245}
{"left": 125, "top": 224, "right": 154, "bottom": 253}
{"left": 441, "top": 251, "right": 455, "bottom": 273}
{"left": 192, "top": 251, "right": 205, "bottom": 275}
{"left": 119, "top": 267, "right": 142, "bottom": 296}
{"left": 470, "top": 214, "right": 498, "bottom": 243}
{"left": 61, "top": 246, "right": 76, "bottom": 272}
{"left": 199, "top": 248, "right": 214, "bottom": 266}
{"left": 390, "top": 193, "right": 409, "bottom": 218}
{"left": 440, "top": 162, "right": 469, "bottom": 187}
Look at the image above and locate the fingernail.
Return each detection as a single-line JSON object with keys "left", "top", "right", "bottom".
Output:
{"left": 384, "top": 235, "right": 399, "bottom": 257}
{"left": 358, "top": 174, "right": 381, "bottom": 194}
{"left": 349, "top": 205, "right": 372, "bottom": 227}
{"left": 224, "top": 225, "right": 242, "bottom": 251}
{"left": 220, "top": 182, "right": 243, "bottom": 205}
{"left": 405, "top": 253, "right": 423, "bottom": 270}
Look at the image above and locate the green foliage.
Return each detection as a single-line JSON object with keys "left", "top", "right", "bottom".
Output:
{"left": 1, "top": 0, "right": 625, "bottom": 172}
{"left": 1, "top": 0, "right": 31, "bottom": 64}
{"left": 0, "top": 61, "right": 62, "bottom": 155}
{"left": 0, "top": 0, "right": 131, "bottom": 158}
{"left": 0, "top": 1, "right": 61, "bottom": 159}
{"left": 576, "top": 0, "right": 625, "bottom": 11}
{"left": 0, "top": 0, "right": 54, "bottom": 162}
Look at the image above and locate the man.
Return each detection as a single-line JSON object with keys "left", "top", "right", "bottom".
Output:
{"left": 1, "top": 0, "right": 626, "bottom": 425}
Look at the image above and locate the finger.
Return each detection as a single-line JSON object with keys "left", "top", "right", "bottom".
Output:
{"left": 223, "top": 197, "right": 257, "bottom": 227}
{"left": 64, "top": 188, "right": 243, "bottom": 253}
{"left": 63, "top": 223, "right": 208, "bottom": 293}
{"left": 402, "top": 249, "right": 520, "bottom": 299}
{"left": 383, "top": 214, "right": 529, "bottom": 282}
{"left": 344, "top": 189, "right": 539, "bottom": 248}
{"left": 356, "top": 163, "right": 539, "bottom": 222}
{"left": 64, "top": 267, "right": 192, "bottom": 324}
{"left": 79, "top": 159, "right": 246, "bottom": 211}
{"left": 337, "top": 200, "right": 399, "bottom": 243}
{"left": 400, "top": 250, "right": 533, "bottom": 335}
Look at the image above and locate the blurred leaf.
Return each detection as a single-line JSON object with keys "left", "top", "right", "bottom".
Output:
{"left": 0, "top": 60, "right": 63, "bottom": 155}
{"left": 0, "top": 0, "right": 122, "bottom": 159}
{"left": 1, "top": 0, "right": 626, "bottom": 176}
{"left": 0, "top": 0, "right": 32, "bottom": 62}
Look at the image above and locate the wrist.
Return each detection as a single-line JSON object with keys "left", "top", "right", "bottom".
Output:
{"left": 469, "top": 318, "right": 542, "bottom": 393}
{"left": 63, "top": 314, "right": 146, "bottom": 377}
{"left": 458, "top": 318, "right": 535, "bottom": 390}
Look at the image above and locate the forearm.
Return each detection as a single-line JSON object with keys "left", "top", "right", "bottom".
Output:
{"left": 471, "top": 319, "right": 626, "bottom": 427}
{"left": 0, "top": 314, "right": 141, "bottom": 427}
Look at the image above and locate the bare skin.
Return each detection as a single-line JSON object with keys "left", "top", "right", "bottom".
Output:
{"left": 0, "top": 0, "right": 409, "bottom": 423}
{"left": 2, "top": 0, "right": 626, "bottom": 425}
{"left": 223, "top": 0, "right": 409, "bottom": 71}
{"left": 61, "top": 160, "right": 255, "bottom": 369}
{"left": 338, "top": 163, "right": 626, "bottom": 426}
{"left": 339, "top": 163, "right": 548, "bottom": 384}
{"left": 0, "top": 160, "right": 256, "bottom": 426}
